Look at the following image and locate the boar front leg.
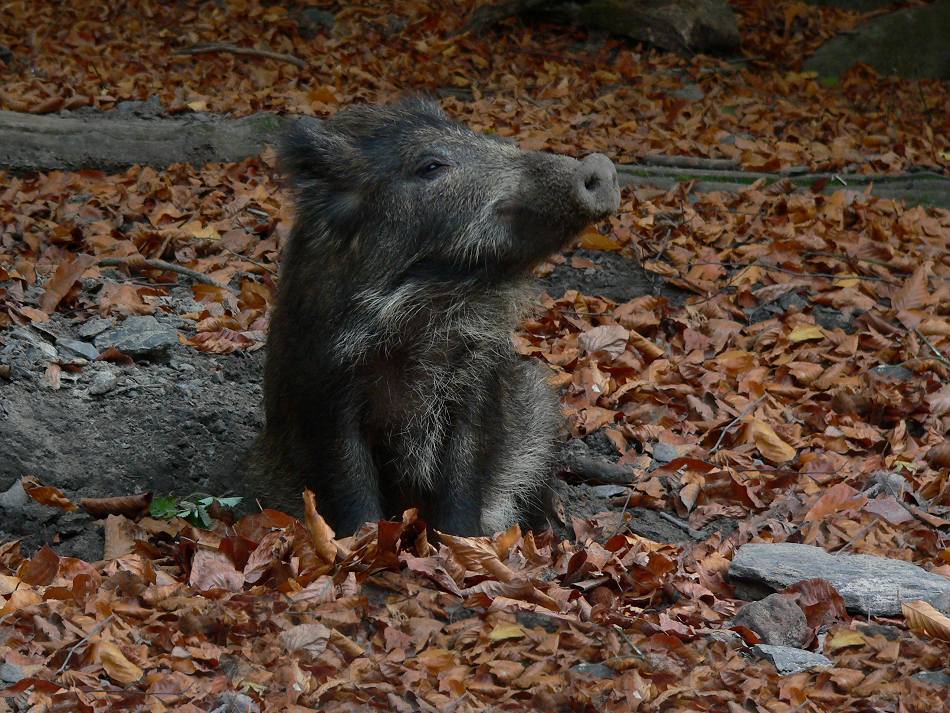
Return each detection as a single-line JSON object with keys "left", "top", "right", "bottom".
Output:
{"left": 429, "top": 414, "right": 489, "bottom": 536}
{"left": 314, "top": 402, "right": 385, "bottom": 536}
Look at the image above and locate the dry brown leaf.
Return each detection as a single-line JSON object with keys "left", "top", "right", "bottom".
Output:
{"left": 17, "top": 545, "right": 59, "bottom": 586}
{"left": 43, "top": 362, "right": 61, "bottom": 389}
{"left": 21, "top": 475, "right": 77, "bottom": 511}
{"left": 0, "top": 588, "right": 42, "bottom": 616}
{"left": 802, "top": 483, "right": 867, "bottom": 522}
{"left": 280, "top": 622, "right": 332, "bottom": 657}
{"left": 103, "top": 515, "right": 141, "bottom": 560}
{"left": 97, "top": 640, "right": 144, "bottom": 683}
{"left": 303, "top": 489, "right": 337, "bottom": 564}
{"left": 578, "top": 324, "right": 628, "bottom": 358}
{"left": 439, "top": 533, "right": 515, "bottom": 583}
{"left": 189, "top": 548, "right": 245, "bottom": 592}
{"left": 901, "top": 600, "right": 950, "bottom": 641}
{"left": 924, "top": 442, "right": 950, "bottom": 469}
{"left": 81, "top": 493, "right": 152, "bottom": 520}
{"left": 891, "top": 262, "right": 931, "bottom": 311}
{"left": 747, "top": 419, "right": 796, "bottom": 463}
{"left": 38, "top": 253, "right": 96, "bottom": 313}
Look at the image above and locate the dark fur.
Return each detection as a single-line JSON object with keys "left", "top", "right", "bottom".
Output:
{"left": 252, "top": 98, "right": 620, "bottom": 536}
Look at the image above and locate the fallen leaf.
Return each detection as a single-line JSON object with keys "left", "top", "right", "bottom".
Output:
{"left": 21, "top": 475, "right": 77, "bottom": 511}
{"left": 97, "top": 640, "right": 144, "bottom": 683}
{"left": 902, "top": 600, "right": 950, "bottom": 642}
{"left": 788, "top": 325, "right": 824, "bottom": 343}
{"left": 81, "top": 493, "right": 152, "bottom": 520}
{"left": 488, "top": 624, "right": 524, "bottom": 641}
{"left": 303, "top": 489, "right": 337, "bottom": 564}
{"left": 748, "top": 419, "right": 796, "bottom": 463}
{"left": 38, "top": 253, "right": 95, "bottom": 313}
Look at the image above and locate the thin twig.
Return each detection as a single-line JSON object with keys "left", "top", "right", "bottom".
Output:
{"left": 709, "top": 395, "right": 766, "bottom": 454}
{"left": 915, "top": 328, "right": 950, "bottom": 370}
{"left": 55, "top": 614, "right": 115, "bottom": 676}
{"left": 607, "top": 489, "right": 635, "bottom": 540}
{"left": 802, "top": 251, "right": 906, "bottom": 271}
{"left": 98, "top": 257, "right": 229, "bottom": 289}
{"left": 221, "top": 246, "right": 278, "bottom": 276}
{"left": 656, "top": 510, "right": 704, "bottom": 540}
{"left": 175, "top": 42, "right": 307, "bottom": 69}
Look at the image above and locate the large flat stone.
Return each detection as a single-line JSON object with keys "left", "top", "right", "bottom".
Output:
{"left": 729, "top": 543, "right": 950, "bottom": 616}
{"left": 94, "top": 316, "right": 178, "bottom": 359}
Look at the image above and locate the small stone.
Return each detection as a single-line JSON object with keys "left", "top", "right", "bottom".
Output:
{"left": 0, "top": 662, "right": 25, "bottom": 684}
{"left": 590, "top": 484, "right": 630, "bottom": 498}
{"left": 701, "top": 628, "right": 744, "bottom": 646}
{"left": 570, "top": 662, "right": 615, "bottom": 679}
{"left": 88, "top": 369, "right": 118, "bottom": 396}
{"left": 57, "top": 338, "right": 99, "bottom": 361}
{"left": 77, "top": 317, "right": 113, "bottom": 339}
{"left": 732, "top": 593, "right": 810, "bottom": 648}
{"left": 209, "top": 692, "right": 260, "bottom": 713}
{"left": 914, "top": 670, "right": 950, "bottom": 688}
{"left": 751, "top": 645, "right": 833, "bottom": 675}
{"left": 0, "top": 480, "right": 29, "bottom": 509}
{"left": 300, "top": 8, "right": 335, "bottom": 31}
{"left": 669, "top": 84, "right": 705, "bottom": 102}
{"left": 94, "top": 316, "right": 178, "bottom": 359}
{"left": 652, "top": 442, "right": 679, "bottom": 464}
{"left": 868, "top": 364, "right": 914, "bottom": 382}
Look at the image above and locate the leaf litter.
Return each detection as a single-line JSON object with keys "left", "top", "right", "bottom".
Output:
{"left": 1, "top": 0, "right": 950, "bottom": 710}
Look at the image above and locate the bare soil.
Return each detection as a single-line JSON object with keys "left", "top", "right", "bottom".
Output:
{"left": 0, "top": 251, "right": 694, "bottom": 560}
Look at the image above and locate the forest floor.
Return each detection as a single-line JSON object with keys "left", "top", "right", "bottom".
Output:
{"left": 0, "top": 1, "right": 949, "bottom": 712}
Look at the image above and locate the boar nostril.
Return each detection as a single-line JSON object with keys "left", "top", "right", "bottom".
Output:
{"left": 583, "top": 174, "right": 599, "bottom": 192}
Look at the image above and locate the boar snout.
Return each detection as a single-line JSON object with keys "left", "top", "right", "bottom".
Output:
{"left": 574, "top": 153, "right": 621, "bottom": 219}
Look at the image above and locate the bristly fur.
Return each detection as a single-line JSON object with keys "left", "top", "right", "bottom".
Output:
{"left": 251, "top": 98, "right": 620, "bottom": 536}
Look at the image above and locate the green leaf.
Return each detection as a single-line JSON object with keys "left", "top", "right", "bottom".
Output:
{"left": 150, "top": 495, "right": 179, "bottom": 520}
{"left": 184, "top": 505, "right": 213, "bottom": 529}
{"left": 214, "top": 497, "right": 243, "bottom": 508}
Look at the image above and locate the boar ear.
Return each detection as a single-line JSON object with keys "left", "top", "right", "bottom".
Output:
{"left": 279, "top": 117, "right": 358, "bottom": 186}
{"left": 397, "top": 94, "right": 446, "bottom": 119}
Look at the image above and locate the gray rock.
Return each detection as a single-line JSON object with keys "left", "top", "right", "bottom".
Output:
{"left": 56, "top": 338, "right": 99, "bottom": 361}
{"left": 541, "top": 0, "right": 739, "bottom": 54}
{"left": 914, "top": 670, "right": 950, "bottom": 688}
{"left": 729, "top": 543, "right": 950, "bottom": 617}
{"left": 0, "top": 662, "right": 25, "bottom": 684}
{"left": 751, "top": 645, "right": 833, "bottom": 675}
{"left": 77, "top": 317, "right": 113, "bottom": 339}
{"left": 868, "top": 365, "right": 914, "bottom": 382}
{"left": 732, "top": 593, "right": 810, "bottom": 648}
{"left": 298, "top": 7, "right": 335, "bottom": 37}
{"left": 11, "top": 327, "right": 57, "bottom": 361}
{"left": 93, "top": 316, "right": 177, "bottom": 358}
{"left": 804, "top": 0, "right": 950, "bottom": 79}
{"left": 702, "top": 628, "right": 743, "bottom": 646}
{"left": 590, "top": 484, "right": 630, "bottom": 498}
{"left": 88, "top": 369, "right": 118, "bottom": 396}
{"left": 652, "top": 442, "right": 679, "bottom": 465}
{"left": 669, "top": 84, "right": 705, "bottom": 102}
{"left": 0, "top": 480, "right": 28, "bottom": 509}
{"left": 570, "top": 662, "right": 615, "bottom": 679}
{"left": 209, "top": 692, "right": 260, "bottom": 713}
{"left": 114, "top": 95, "right": 164, "bottom": 118}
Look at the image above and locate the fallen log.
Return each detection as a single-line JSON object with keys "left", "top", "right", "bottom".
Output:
{"left": 1, "top": 109, "right": 947, "bottom": 208}
{"left": 0, "top": 109, "right": 286, "bottom": 172}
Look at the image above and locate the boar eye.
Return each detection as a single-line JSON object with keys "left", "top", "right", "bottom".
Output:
{"left": 415, "top": 160, "right": 448, "bottom": 179}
